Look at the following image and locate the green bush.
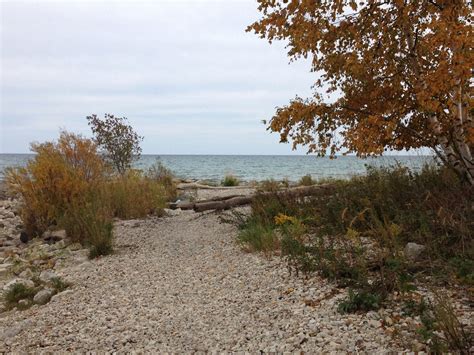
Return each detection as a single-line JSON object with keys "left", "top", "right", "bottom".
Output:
{"left": 50, "top": 277, "right": 72, "bottom": 293}
{"left": 221, "top": 174, "right": 239, "bottom": 186}
{"left": 3, "top": 283, "right": 37, "bottom": 310}
{"left": 337, "top": 289, "right": 381, "bottom": 313}
{"left": 237, "top": 221, "right": 278, "bottom": 253}
{"left": 237, "top": 164, "right": 473, "bottom": 320}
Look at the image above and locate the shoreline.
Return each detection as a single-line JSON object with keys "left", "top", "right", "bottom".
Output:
{"left": 0, "top": 184, "right": 472, "bottom": 352}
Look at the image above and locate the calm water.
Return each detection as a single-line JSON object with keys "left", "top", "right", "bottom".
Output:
{"left": 0, "top": 154, "right": 434, "bottom": 182}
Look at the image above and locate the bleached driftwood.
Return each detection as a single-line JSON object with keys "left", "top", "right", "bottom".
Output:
{"left": 169, "top": 184, "right": 334, "bottom": 212}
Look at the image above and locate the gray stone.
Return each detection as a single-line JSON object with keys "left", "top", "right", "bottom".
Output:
{"left": 368, "top": 319, "right": 381, "bottom": 328}
{"left": 0, "top": 263, "right": 13, "bottom": 275}
{"left": 33, "top": 289, "right": 54, "bottom": 305}
{"left": 42, "top": 229, "right": 66, "bottom": 243}
{"left": 18, "top": 299, "right": 30, "bottom": 307}
{"left": 19, "top": 268, "right": 33, "bottom": 279}
{"left": 404, "top": 242, "right": 426, "bottom": 261}
{"left": 0, "top": 325, "right": 22, "bottom": 341}
{"left": 39, "top": 269, "right": 58, "bottom": 283}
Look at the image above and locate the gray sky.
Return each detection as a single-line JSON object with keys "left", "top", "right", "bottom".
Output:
{"left": 1, "top": 0, "right": 319, "bottom": 154}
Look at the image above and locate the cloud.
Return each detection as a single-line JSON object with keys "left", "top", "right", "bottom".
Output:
{"left": 1, "top": 0, "right": 316, "bottom": 154}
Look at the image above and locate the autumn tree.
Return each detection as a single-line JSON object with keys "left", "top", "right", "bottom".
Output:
{"left": 87, "top": 114, "right": 143, "bottom": 175}
{"left": 248, "top": 1, "right": 473, "bottom": 184}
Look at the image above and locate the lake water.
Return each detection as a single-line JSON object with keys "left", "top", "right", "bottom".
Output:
{"left": 0, "top": 154, "right": 435, "bottom": 182}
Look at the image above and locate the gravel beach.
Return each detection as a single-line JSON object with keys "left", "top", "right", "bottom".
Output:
{"left": 0, "top": 207, "right": 413, "bottom": 352}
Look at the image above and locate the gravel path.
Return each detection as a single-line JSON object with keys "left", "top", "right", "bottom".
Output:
{"left": 0, "top": 210, "right": 404, "bottom": 352}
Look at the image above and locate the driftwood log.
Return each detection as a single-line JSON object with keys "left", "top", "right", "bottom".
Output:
{"left": 169, "top": 184, "right": 335, "bottom": 212}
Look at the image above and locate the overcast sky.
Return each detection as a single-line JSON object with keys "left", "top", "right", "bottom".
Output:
{"left": 0, "top": 0, "right": 323, "bottom": 154}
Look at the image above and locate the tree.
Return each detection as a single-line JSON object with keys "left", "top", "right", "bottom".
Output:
{"left": 248, "top": 1, "right": 473, "bottom": 184}
{"left": 87, "top": 114, "right": 143, "bottom": 175}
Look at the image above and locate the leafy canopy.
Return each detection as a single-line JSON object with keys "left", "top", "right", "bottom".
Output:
{"left": 248, "top": 1, "right": 473, "bottom": 158}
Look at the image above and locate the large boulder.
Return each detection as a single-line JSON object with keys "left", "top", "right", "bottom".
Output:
{"left": 33, "top": 289, "right": 53, "bottom": 305}
{"left": 404, "top": 242, "right": 426, "bottom": 261}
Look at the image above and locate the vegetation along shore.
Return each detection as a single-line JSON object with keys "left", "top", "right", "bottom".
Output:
{"left": 0, "top": 114, "right": 472, "bottom": 352}
{"left": 1, "top": 0, "right": 473, "bottom": 352}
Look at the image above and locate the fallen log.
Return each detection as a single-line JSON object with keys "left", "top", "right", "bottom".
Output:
{"left": 169, "top": 184, "right": 335, "bottom": 212}
{"left": 177, "top": 183, "right": 252, "bottom": 190}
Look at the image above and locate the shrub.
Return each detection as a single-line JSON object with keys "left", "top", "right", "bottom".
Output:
{"left": 221, "top": 174, "right": 239, "bottom": 186}
{"left": 3, "top": 283, "right": 37, "bottom": 310}
{"left": 406, "top": 294, "right": 473, "bottom": 353}
{"left": 258, "top": 179, "right": 281, "bottom": 192}
{"left": 237, "top": 221, "right": 278, "bottom": 253}
{"left": 5, "top": 132, "right": 114, "bottom": 257}
{"left": 60, "top": 190, "right": 114, "bottom": 258}
{"left": 338, "top": 289, "right": 381, "bottom": 313}
{"left": 5, "top": 131, "right": 107, "bottom": 238}
{"left": 105, "top": 170, "right": 168, "bottom": 219}
{"left": 50, "top": 277, "right": 71, "bottom": 293}
{"left": 87, "top": 114, "right": 143, "bottom": 175}
{"left": 237, "top": 164, "right": 473, "bottom": 320}
{"left": 145, "top": 161, "right": 177, "bottom": 201}
{"left": 299, "top": 174, "right": 315, "bottom": 186}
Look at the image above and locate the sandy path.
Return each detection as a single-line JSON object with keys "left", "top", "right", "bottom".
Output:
{"left": 0, "top": 210, "right": 401, "bottom": 352}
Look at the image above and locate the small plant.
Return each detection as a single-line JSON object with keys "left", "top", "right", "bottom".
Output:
{"left": 87, "top": 113, "right": 143, "bottom": 175}
{"left": 449, "top": 257, "right": 474, "bottom": 285}
{"left": 237, "top": 221, "right": 278, "bottom": 253}
{"left": 105, "top": 170, "right": 168, "bottom": 219}
{"left": 221, "top": 174, "right": 239, "bottom": 186}
{"left": 50, "top": 277, "right": 72, "bottom": 293}
{"left": 299, "top": 174, "right": 315, "bottom": 186}
{"left": 3, "top": 284, "right": 37, "bottom": 310}
{"left": 431, "top": 293, "right": 472, "bottom": 352}
{"left": 62, "top": 194, "right": 114, "bottom": 259}
{"left": 259, "top": 179, "right": 281, "bottom": 192}
{"left": 146, "top": 161, "right": 177, "bottom": 201}
{"left": 337, "top": 289, "right": 381, "bottom": 313}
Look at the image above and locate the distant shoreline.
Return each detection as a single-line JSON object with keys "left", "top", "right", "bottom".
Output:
{"left": 0, "top": 154, "right": 437, "bottom": 183}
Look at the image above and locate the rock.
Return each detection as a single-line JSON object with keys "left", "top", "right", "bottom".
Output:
{"left": 0, "top": 325, "right": 22, "bottom": 341}
{"left": 3, "top": 278, "right": 35, "bottom": 291}
{"left": 384, "top": 316, "right": 394, "bottom": 326}
{"left": 19, "top": 268, "right": 33, "bottom": 279}
{"left": 18, "top": 299, "right": 30, "bottom": 307}
{"left": 0, "top": 263, "right": 13, "bottom": 275}
{"left": 42, "top": 229, "right": 66, "bottom": 243}
{"left": 164, "top": 208, "right": 182, "bottom": 216}
{"left": 404, "top": 243, "right": 426, "bottom": 261}
{"left": 368, "top": 319, "right": 381, "bottom": 328}
{"left": 33, "top": 289, "right": 54, "bottom": 305}
{"left": 19, "top": 231, "right": 29, "bottom": 243}
{"left": 50, "top": 289, "right": 73, "bottom": 302}
{"left": 39, "top": 270, "right": 58, "bottom": 283}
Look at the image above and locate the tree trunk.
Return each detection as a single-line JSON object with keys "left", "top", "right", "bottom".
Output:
{"left": 428, "top": 114, "right": 474, "bottom": 185}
